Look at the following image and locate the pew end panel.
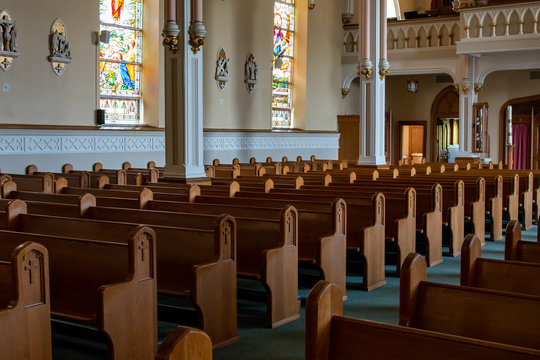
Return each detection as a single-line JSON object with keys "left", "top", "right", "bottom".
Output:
{"left": 305, "top": 281, "right": 343, "bottom": 360}
{"left": 189, "top": 215, "right": 238, "bottom": 348}
{"left": 423, "top": 184, "right": 443, "bottom": 267}
{"left": 97, "top": 225, "right": 158, "bottom": 360}
{"left": 0, "top": 241, "right": 52, "bottom": 360}
{"left": 261, "top": 206, "right": 301, "bottom": 327}
{"left": 155, "top": 326, "right": 213, "bottom": 360}
{"left": 399, "top": 253, "right": 426, "bottom": 327}
{"left": 359, "top": 193, "right": 386, "bottom": 291}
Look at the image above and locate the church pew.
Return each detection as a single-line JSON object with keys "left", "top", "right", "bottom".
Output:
{"left": 0, "top": 241, "right": 52, "bottom": 360}
{"left": 117, "top": 162, "right": 160, "bottom": 183}
{"left": 155, "top": 326, "right": 212, "bottom": 360}
{"left": 212, "top": 177, "right": 275, "bottom": 193}
{"left": 66, "top": 166, "right": 128, "bottom": 185}
{"left": 193, "top": 194, "right": 383, "bottom": 291}
{"left": 464, "top": 170, "right": 528, "bottom": 228}
{"left": 305, "top": 281, "right": 540, "bottom": 360}
{"left": 91, "top": 162, "right": 149, "bottom": 185}
{"left": 2, "top": 181, "right": 150, "bottom": 210}
{"left": 2, "top": 173, "right": 56, "bottom": 193}
{"left": 264, "top": 172, "right": 332, "bottom": 187}
{"left": 399, "top": 175, "right": 486, "bottom": 245}
{"left": 145, "top": 198, "right": 348, "bottom": 296}
{"left": 237, "top": 187, "right": 416, "bottom": 273}
{"left": 26, "top": 165, "right": 91, "bottom": 188}
{"left": 22, "top": 195, "right": 300, "bottom": 329}
{"left": 324, "top": 179, "right": 464, "bottom": 256}
{"left": 399, "top": 253, "right": 540, "bottom": 350}
{"left": 461, "top": 234, "right": 540, "bottom": 296}
{"left": 299, "top": 182, "right": 443, "bottom": 266}
{"left": 505, "top": 220, "right": 540, "bottom": 263}
{"left": 0, "top": 199, "right": 238, "bottom": 348}
{"left": 0, "top": 204, "right": 158, "bottom": 360}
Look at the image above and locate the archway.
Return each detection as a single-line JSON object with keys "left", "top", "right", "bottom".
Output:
{"left": 430, "top": 86, "right": 459, "bottom": 162}
{"left": 499, "top": 95, "right": 540, "bottom": 169}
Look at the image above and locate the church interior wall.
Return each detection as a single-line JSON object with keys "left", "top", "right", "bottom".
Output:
{"left": 479, "top": 69, "right": 540, "bottom": 163}
{"left": 0, "top": 0, "right": 99, "bottom": 126}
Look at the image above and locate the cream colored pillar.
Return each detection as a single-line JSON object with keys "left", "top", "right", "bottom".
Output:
{"left": 162, "top": 0, "right": 208, "bottom": 183}
{"left": 357, "top": 0, "right": 389, "bottom": 166}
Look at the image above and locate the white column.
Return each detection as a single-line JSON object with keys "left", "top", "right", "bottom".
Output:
{"left": 457, "top": 55, "right": 474, "bottom": 157}
{"left": 163, "top": 0, "right": 207, "bottom": 182}
{"left": 357, "top": 0, "right": 386, "bottom": 165}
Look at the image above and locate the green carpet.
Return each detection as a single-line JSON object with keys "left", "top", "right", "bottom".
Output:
{"left": 213, "top": 225, "right": 536, "bottom": 360}
{"left": 49, "top": 225, "right": 537, "bottom": 359}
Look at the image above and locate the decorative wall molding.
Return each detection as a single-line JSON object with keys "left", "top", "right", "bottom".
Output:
{"left": 0, "top": 129, "right": 165, "bottom": 155}
{"left": 204, "top": 132, "right": 340, "bottom": 151}
{"left": 0, "top": 129, "right": 338, "bottom": 156}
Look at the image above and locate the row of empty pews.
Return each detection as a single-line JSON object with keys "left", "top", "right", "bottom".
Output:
{"left": 1, "top": 155, "right": 540, "bottom": 359}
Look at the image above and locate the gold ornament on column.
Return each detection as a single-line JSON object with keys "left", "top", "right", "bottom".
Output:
{"left": 474, "top": 84, "right": 482, "bottom": 94}
{"left": 341, "top": 88, "right": 350, "bottom": 99}
{"left": 162, "top": 0, "right": 180, "bottom": 53}
{"left": 189, "top": 0, "right": 206, "bottom": 54}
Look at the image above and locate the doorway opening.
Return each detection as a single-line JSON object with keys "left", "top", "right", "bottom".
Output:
{"left": 399, "top": 124, "right": 425, "bottom": 164}
{"left": 431, "top": 85, "right": 459, "bottom": 162}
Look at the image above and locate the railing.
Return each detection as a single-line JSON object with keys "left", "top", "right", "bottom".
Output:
{"left": 343, "top": 16, "right": 460, "bottom": 56}
{"left": 460, "top": 2, "right": 540, "bottom": 39}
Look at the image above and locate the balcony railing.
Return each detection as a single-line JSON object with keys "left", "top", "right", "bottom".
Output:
{"left": 460, "top": 2, "right": 540, "bottom": 40}
{"left": 343, "top": 16, "right": 460, "bottom": 56}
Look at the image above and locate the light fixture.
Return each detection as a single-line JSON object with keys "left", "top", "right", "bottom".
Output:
{"left": 308, "top": 0, "right": 315, "bottom": 10}
{"left": 407, "top": 76, "right": 418, "bottom": 93}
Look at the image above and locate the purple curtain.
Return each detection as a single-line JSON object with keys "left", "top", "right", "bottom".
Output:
{"left": 512, "top": 124, "right": 530, "bottom": 170}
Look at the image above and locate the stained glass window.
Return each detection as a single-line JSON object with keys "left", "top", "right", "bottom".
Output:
{"left": 99, "top": 0, "right": 143, "bottom": 124}
{"left": 272, "top": 0, "right": 295, "bottom": 128}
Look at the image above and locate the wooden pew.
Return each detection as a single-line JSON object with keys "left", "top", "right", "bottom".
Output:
{"left": 2, "top": 173, "right": 56, "bottom": 193}
{"left": 240, "top": 187, "right": 416, "bottom": 273}
{"left": 305, "top": 281, "right": 540, "bottom": 360}
{"left": 193, "top": 194, "right": 383, "bottom": 291}
{"left": 461, "top": 234, "right": 540, "bottom": 296}
{"left": 505, "top": 220, "right": 540, "bottom": 263}
{"left": 0, "top": 201, "right": 158, "bottom": 359}
{"left": 0, "top": 241, "right": 52, "bottom": 360}
{"left": 14, "top": 193, "right": 300, "bottom": 329}
{"left": 26, "top": 164, "right": 91, "bottom": 188}
{"left": 400, "top": 253, "right": 540, "bottom": 350}
{"left": 0, "top": 199, "right": 238, "bottom": 348}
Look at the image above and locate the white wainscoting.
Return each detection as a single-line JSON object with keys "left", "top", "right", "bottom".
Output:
{"left": 0, "top": 129, "right": 166, "bottom": 173}
{"left": 203, "top": 131, "right": 340, "bottom": 164}
{"left": 0, "top": 129, "right": 340, "bottom": 173}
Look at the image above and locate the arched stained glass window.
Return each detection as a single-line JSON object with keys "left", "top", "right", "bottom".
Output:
{"left": 99, "top": 0, "right": 143, "bottom": 124}
{"left": 272, "top": 0, "right": 295, "bottom": 128}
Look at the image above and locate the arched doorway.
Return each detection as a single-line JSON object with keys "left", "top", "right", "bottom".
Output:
{"left": 430, "top": 86, "right": 459, "bottom": 162}
{"left": 499, "top": 95, "right": 540, "bottom": 169}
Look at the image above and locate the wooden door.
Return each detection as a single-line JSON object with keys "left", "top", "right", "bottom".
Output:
{"left": 337, "top": 116, "right": 359, "bottom": 162}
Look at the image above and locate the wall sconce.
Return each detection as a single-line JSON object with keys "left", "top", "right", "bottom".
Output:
{"left": 308, "top": 0, "right": 315, "bottom": 9}
{"left": 407, "top": 77, "right": 418, "bottom": 93}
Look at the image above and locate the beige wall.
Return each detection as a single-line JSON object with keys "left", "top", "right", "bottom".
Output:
{"left": 305, "top": 0, "right": 342, "bottom": 131}
{"left": 0, "top": 0, "right": 98, "bottom": 125}
{"left": 0, "top": 0, "right": 163, "bottom": 127}
{"left": 202, "top": 0, "right": 274, "bottom": 130}
{"left": 203, "top": 0, "right": 342, "bottom": 131}
{"left": 479, "top": 70, "right": 540, "bottom": 163}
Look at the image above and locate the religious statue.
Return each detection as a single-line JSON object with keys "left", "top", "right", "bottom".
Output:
{"left": 244, "top": 53, "right": 258, "bottom": 94}
{"left": 48, "top": 19, "right": 72, "bottom": 76}
{"left": 215, "top": 48, "right": 230, "bottom": 91}
{"left": 0, "top": 9, "right": 20, "bottom": 72}
{"left": 0, "top": 14, "right": 17, "bottom": 53}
